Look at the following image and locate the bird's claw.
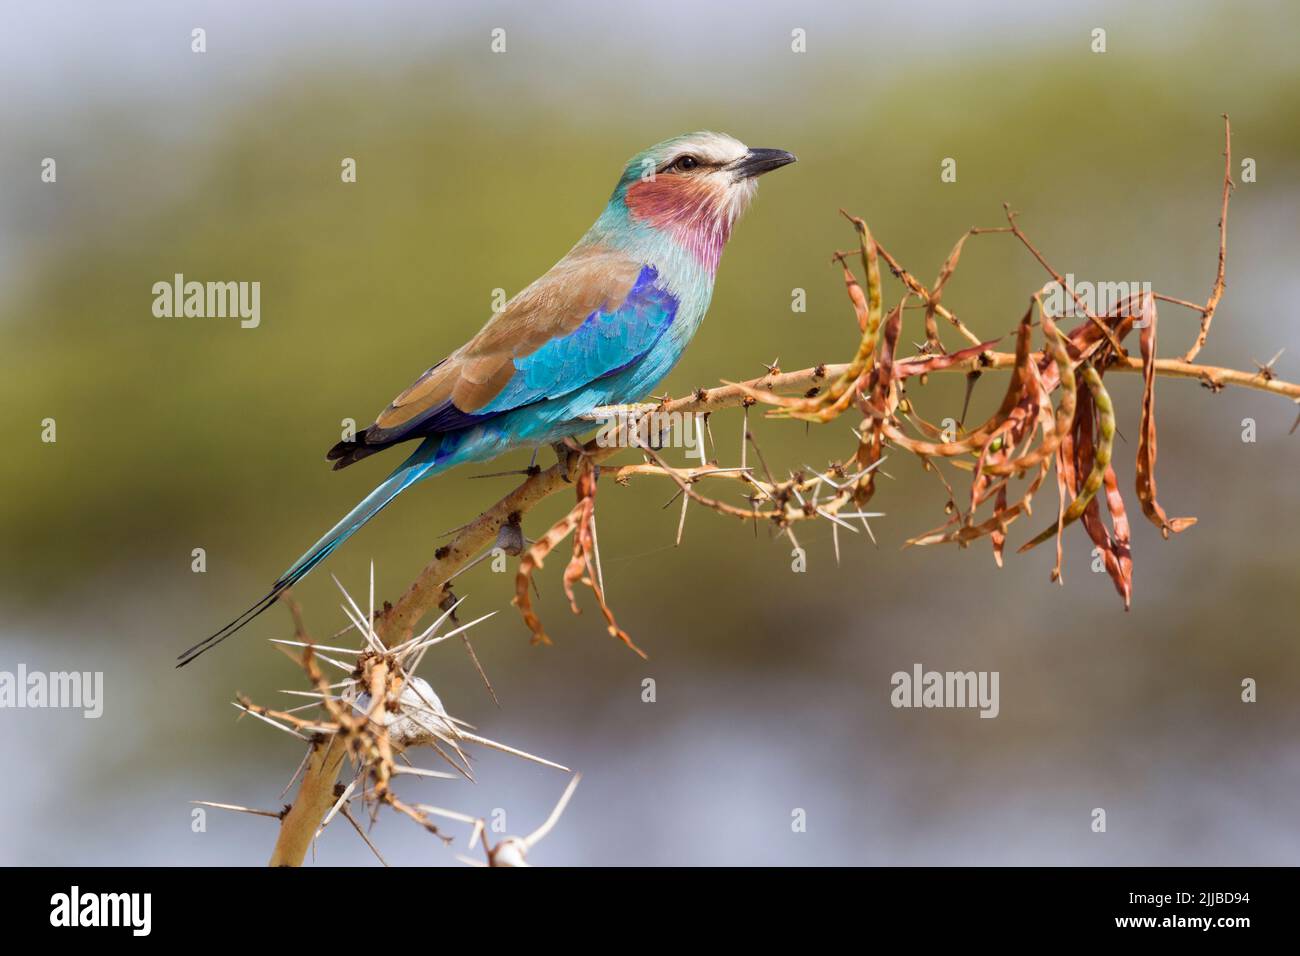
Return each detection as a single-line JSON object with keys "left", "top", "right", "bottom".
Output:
{"left": 552, "top": 441, "right": 581, "bottom": 482}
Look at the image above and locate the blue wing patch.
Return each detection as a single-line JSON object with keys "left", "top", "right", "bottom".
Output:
{"left": 478, "top": 265, "right": 676, "bottom": 415}
{"left": 416, "top": 265, "right": 677, "bottom": 434}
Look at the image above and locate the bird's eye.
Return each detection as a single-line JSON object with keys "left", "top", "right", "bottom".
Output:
{"left": 674, "top": 155, "right": 699, "bottom": 171}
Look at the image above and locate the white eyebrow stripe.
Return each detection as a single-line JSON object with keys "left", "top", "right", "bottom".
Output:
{"left": 657, "top": 154, "right": 726, "bottom": 173}
{"left": 663, "top": 134, "right": 748, "bottom": 168}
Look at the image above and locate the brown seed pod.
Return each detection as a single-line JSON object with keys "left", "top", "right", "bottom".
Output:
{"left": 980, "top": 309, "right": 1076, "bottom": 478}
{"left": 1019, "top": 363, "right": 1115, "bottom": 553}
{"left": 729, "top": 220, "right": 886, "bottom": 423}
{"left": 1080, "top": 464, "right": 1134, "bottom": 609}
{"left": 1134, "top": 295, "right": 1198, "bottom": 538}
{"left": 882, "top": 304, "right": 1035, "bottom": 457}
{"left": 513, "top": 459, "right": 643, "bottom": 657}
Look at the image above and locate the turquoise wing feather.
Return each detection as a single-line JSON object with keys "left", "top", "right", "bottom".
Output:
{"left": 476, "top": 265, "right": 678, "bottom": 416}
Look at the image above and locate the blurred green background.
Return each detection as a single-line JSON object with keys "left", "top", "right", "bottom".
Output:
{"left": 1, "top": 0, "right": 1297, "bottom": 865}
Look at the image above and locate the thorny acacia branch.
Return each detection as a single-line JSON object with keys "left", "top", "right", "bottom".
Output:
{"left": 209, "top": 583, "right": 576, "bottom": 866}
{"left": 367, "top": 115, "right": 1293, "bottom": 647}
{"left": 227, "top": 117, "right": 1294, "bottom": 864}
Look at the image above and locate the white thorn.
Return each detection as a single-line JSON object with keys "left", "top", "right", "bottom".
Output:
{"left": 392, "top": 765, "right": 461, "bottom": 780}
{"left": 314, "top": 773, "right": 359, "bottom": 838}
{"left": 332, "top": 574, "right": 384, "bottom": 653}
{"left": 524, "top": 773, "right": 581, "bottom": 849}
{"left": 590, "top": 512, "right": 606, "bottom": 596}
{"left": 456, "top": 730, "right": 569, "bottom": 771}
{"left": 413, "top": 804, "right": 482, "bottom": 826}
{"left": 270, "top": 639, "right": 364, "bottom": 655}
{"left": 190, "top": 800, "right": 282, "bottom": 819}
{"left": 231, "top": 702, "right": 309, "bottom": 740}
{"left": 390, "top": 594, "right": 466, "bottom": 660}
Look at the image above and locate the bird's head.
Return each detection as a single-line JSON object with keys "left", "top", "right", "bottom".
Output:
{"left": 610, "top": 132, "right": 796, "bottom": 274}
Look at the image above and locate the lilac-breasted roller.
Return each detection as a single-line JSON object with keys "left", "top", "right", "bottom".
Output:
{"left": 179, "top": 132, "right": 795, "bottom": 665}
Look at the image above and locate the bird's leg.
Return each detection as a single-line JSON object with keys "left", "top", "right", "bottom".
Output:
{"left": 579, "top": 403, "right": 658, "bottom": 441}
{"left": 578, "top": 402, "right": 660, "bottom": 421}
{"left": 552, "top": 440, "right": 582, "bottom": 483}
{"left": 578, "top": 402, "right": 664, "bottom": 453}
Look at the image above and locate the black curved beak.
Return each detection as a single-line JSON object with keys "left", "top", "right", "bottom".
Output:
{"left": 730, "top": 148, "right": 797, "bottom": 180}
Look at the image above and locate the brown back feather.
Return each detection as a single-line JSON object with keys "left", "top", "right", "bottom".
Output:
{"left": 351, "top": 244, "right": 642, "bottom": 452}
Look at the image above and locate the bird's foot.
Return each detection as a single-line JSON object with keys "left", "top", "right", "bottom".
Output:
{"left": 552, "top": 440, "right": 583, "bottom": 482}
{"left": 578, "top": 402, "right": 660, "bottom": 423}
{"left": 579, "top": 403, "right": 670, "bottom": 451}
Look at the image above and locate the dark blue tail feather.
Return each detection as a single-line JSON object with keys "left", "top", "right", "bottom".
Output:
{"left": 177, "top": 437, "right": 443, "bottom": 667}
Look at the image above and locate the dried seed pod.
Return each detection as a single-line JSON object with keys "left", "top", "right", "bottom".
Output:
{"left": 981, "top": 309, "right": 1076, "bottom": 477}
{"left": 895, "top": 339, "right": 1001, "bottom": 380}
{"left": 1080, "top": 464, "right": 1133, "bottom": 609}
{"left": 1134, "top": 295, "right": 1197, "bottom": 537}
{"left": 907, "top": 460, "right": 1051, "bottom": 550}
{"left": 922, "top": 231, "right": 974, "bottom": 352}
{"left": 844, "top": 261, "right": 870, "bottom": 333}
{"left": 1019, "top": 363, "right": 1115, "bottom": 553}
{"left": 512, "top": 459, "right": 643, "bottom": 658}
{"left": 729, "top": 220, "right": 885, "bottom": 423}
{"left": 883, "top": 304, "right": 1036, "bottom": 457}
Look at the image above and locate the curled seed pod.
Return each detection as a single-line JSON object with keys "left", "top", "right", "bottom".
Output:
{"left": 843, "top": 262, "right": 870, "bottom": 333}
{"left": 854, "top": 216, "right": 883, "bottom": 326}
{"left": 871, "top": 293, "right": 906, "bottom": 401}
{"left": 1134, "top": 295, "right": 1197, "bottom": 537}
{"left": 513, "top": 510, "right": 577, "bottom": 647}
{"left": 734, "top": 220, "right": 886, "bottom": 423}
{"left": 794, "top": 245, "right": 886, "bottom": 421}
{"left": 982, "top": 308, "right": 1076, "bottom": 477}
{"left": 1049, "top": 389, "right": 1083, "bottom": 581}
{"left": 895, "top": 339, "right": 1001, "bottom": 380}
{"left": 882, "top": 304, "right": 1035, "bottom": 457}
{"left": 968, "top": 411, "right": 1019, "bottom": 516}
{"left": 561, "top": 465, "right": 644, "bottom": 658}
{"left": 1080, "top": 464, "right": 1133, "bottom": 610}
{"left": 913, "top": 389, "right": 1056, "bottom": 550}
{"left": 922, "top": 232, "right": 971, "bottom": 352}
{"left": 990, "top": 482, "right": 1011, "bottom": 566}
{"left": 972, "top": 360, "right": 1049, "bottom": 509}
{"left": 907, "top": 457, "right": 1051, "bottom": 549}
{"left": 513, "top": 461, "right": 642, "bottom": 655}
{"left": 1018, "top": 363, "right": 1115, "bottom": 553}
